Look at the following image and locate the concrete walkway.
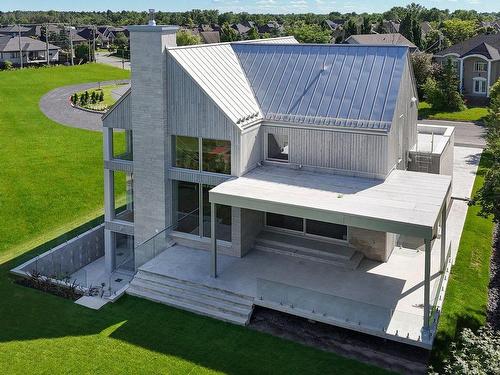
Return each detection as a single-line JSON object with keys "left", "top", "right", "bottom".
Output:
{"left": 419, "top": 119, "right": 486, "bottom": 149}
{"left": 96, "top": 51, "right": 131, "bottom": 70}
{"left": 39, "top": 79, "right": 130, "bottom": 131}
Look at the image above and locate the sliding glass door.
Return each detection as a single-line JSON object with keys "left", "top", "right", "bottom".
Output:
{"left": 265, "top": 213, "right": 347, "bottom": 242}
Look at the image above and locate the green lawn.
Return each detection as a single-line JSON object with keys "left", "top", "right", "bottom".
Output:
{"left": 418, "top": 101, "right": 488, "bottom": 123}
{"left": 430, "top": 152, "right": 495, "bottom": 370}
{"left": 0, "top": 65, "right": 388, "bottom": 374}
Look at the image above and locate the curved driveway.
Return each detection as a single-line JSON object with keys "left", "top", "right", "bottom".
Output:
{"left": 39, "top": 79, "right": 130, "bottom": 131}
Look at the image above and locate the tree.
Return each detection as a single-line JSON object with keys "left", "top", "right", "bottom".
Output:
{"left": 441, "top": 19, "right": 477, "bottom": 45}
{"left": 343, "top": 19, "right": 358, "bottom": 39}
{"left": 286, "top": 22, "right": 331, "bottom": 44}
{"left": 220, "top": 22, "right": 240, "bottom": 42}
{"left": 74, "top": 44, "right": 89, "bottom": 63}
{"left": 246, "top": 27, "right": 259, "bottom": 40}
{"left": 439, "top": 58, "right": 465, "bottom": 111}
{"left": 473, "top": 78, "right": 500, "bottom": 222}
{"left": 410, "top": 52, "right": 433, "bottom": 99}
{"left": 99, "top": 91, "right": 104, "bottom": 102}
{"left": 114, "top": 32, "right": 128, "bottom": 51}
{"left": 399, "top": 12, "right": 414, "bottom": 43}
{"left": 361, "top": 17, "right": 371, "bottom": 34}
{"left": 176, "top": 30, "right": 201, "bottom": 46}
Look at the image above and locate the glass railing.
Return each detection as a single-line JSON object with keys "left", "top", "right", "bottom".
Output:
{"left": 134, "top": 208, "right": 200, "bottom": 269}
{"left": 429, "top": 241, "right": 452, "bottom": 327}
{"left": 256, "top": 278, "right": 439, "bottom": 343}
{"left": 113, "top": 151, "right": 133, "bottom": 161}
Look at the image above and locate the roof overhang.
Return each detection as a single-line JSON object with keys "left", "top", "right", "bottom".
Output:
{"left": 210, "top": 165, "right": 451, "bottom": 239}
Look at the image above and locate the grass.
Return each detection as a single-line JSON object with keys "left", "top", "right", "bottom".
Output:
{"left": 0, "top": 65, "right": 389, "bottom": 374}
{"left": 418, "top": 101, "right": 489, "bottom": 123}
{"left": 430, "top": 151, "right": 495, "bottom": 370}
{"left": 74, "top": 83, "right": 127, "bottom": 111}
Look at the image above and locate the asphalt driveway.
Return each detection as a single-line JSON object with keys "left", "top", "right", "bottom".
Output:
{"left": 419, "top": 119, "right": 486, "bottom": 149}
{"left": 39, "top": 79, "right": 130, "bottom": 131}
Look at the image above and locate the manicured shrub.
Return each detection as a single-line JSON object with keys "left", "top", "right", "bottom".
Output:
{"left": 1, "top": 60, "right": 13, "bottom": 70}
{"left": 430, "top": 327, "right": 500, "bottom": 375}
{"left": 90, "top": 91, "right": 96, "bottom": 104}
{"left": 99, "top": 91, "right": 104, "bottom": 102}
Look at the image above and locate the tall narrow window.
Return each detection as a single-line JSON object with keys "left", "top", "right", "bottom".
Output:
{"left": 474, "top": 61, "right": 487, "bottom": 72}
{"left": 202, "top": 139, "right": 231, "bottom": 174}
{"left": 174, "top": 136, "right": 199, "bottom": 170}
{"left": 267, "top": 133, "right": 289, "bottom": 162}
{"left": 174, "top": 181, "right": 200, "bottom": 235}
{"left": 203, "top": 185, "right": 231, "bottom": 242}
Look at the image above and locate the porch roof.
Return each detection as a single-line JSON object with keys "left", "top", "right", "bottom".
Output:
{"left": 209, "top": 165, "right": 451, "bottom": 239}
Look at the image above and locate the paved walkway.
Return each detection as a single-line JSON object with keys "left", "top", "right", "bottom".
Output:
{"left": 96, "top": 51, "right": 131, "bottom": 70}
{"left": 419, "top": 119, "right": 486, "bottom": 149}
{"left": 39, "top": 79, "right": 130, "bottom": 131}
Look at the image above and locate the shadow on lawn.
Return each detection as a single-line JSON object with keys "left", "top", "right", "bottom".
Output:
{"left": 0, "top": 218, "right": 385, "bottom": 375}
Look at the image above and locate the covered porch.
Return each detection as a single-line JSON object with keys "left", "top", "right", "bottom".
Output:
{"left": 208, "top": 165, "right": 452, "bottom": 339}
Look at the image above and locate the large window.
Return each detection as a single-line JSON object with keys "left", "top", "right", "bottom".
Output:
{"left": 174, "top": 181, "right": 231, "bottom": 242}
{"left": 173, "top": 136, "right": 231, "bottom": 174}
{"left": 267, "top": 133, "right": 289, "bottom": 162}
{"left": 202, "top": 139, "right": 231, "bottom": 174}
{"left": 474, "top": 61, "right": 487, "bottom": 72}
{"left": 265, "top": 213, "right": 347, "bottom": 242}
{"left": 174, "top": 136, "right": 199, "bottom": 170}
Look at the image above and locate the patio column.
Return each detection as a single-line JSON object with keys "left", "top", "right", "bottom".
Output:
{"left": 210, "top": 202, "right": 217, "bottom": 278}
{"left": 487, "top": 60, "right": 492, "bottom": 97}
{"left": 423, "top": 238, "right": 432, "bottom": 333}
{"left": 459, "top": 59, "right": 463, "bottom": 93}
{"left": 440, "top": 203, "right": 447, "bottom": 272}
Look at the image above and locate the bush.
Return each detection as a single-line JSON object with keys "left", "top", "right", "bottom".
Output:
{"left": 1, "top": 60, "right": 13, "bottom": 70}
{"left": 423, "top": 77, "right": 445, "bottom": 108}
{"left": 99, "top": 91, "right": 104, "bottom": 102}
{"left": 423, "top": 58, "right": 465, "bottom": 112}
{"left": 431, "top": 327, "right": 500, "bottom": 375}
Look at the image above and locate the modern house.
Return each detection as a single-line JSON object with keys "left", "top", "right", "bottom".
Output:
{"left": 99, "top": 21, "right": 455, "bottom": 348}
{"left": 0, "top": 35, "right": 60, "bottom": 65}
{"left": 345, "top": 33, "right": 417, "bottom": 52}
{"left": 434, "top": 33, "right": 500, "bottom": 98}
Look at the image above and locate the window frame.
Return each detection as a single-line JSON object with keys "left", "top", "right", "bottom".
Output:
{"left": 472, "top": 77, "right": 487, "bottom": 94}
{"left": 266, "top": 132, "right": 289, "bottom": 163}
{"left": 473, "top": 61, "right": 487, "bottom": 72}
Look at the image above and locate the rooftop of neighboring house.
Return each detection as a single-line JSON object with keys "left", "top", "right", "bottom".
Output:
{"left": 382, "top": 20, "right": 400, "bottom": 33}
{"left": 325, "top": 19, "right": 345, "bottom": 30}
{"left": 167, "top": 38, "right": 413, "bottom": 131}
{"left": 0, "top": 25, "right": 32, "bottom": 34}
{"left": 434, "top": 33, "right": 500, "bottom": 60}
{"left": 0, "top": 35, "right": 60, "bottom": 52}
{"left": 200, "top": 31, "right": 220, "bottom": 44}
{"left": 345, "top": 33, "right": 417, "bottom": 50}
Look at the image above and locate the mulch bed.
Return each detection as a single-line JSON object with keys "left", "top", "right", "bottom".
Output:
{"left": 15, "top": 276, "right": 84, "bottom": 301}
{"left": 249, "top": 306, "right": 428, "bottom": 374}
{"left": 487, "top": 225, "right": 500, "bottom": 330}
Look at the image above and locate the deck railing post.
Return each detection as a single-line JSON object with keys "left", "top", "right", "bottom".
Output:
{"left": 440, "top": 203, "right": 447, "bottom": 272}
{"left": 423, "top": 238, "right": 431, "bottom": 335}
{"left": 210, "top": 202, "right": 217, "bottom": 278}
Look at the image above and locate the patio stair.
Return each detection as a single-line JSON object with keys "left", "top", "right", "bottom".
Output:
{"left": 127, "top": 269, "right": 254, "bottom": 325}
{"left": 254, "top": 231, "right": 363, "bottom": 270}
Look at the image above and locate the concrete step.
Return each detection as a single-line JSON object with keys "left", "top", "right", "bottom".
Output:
{"left": 137, "top": 268, "right": 254, "bottom": 303}
{"left": 257, "top": 231, "right": 355, "bottom": 260}
{"left": 127, "top": 285, "right": 250, "bottom": 326}
{"left": 133, "top": 271, "right": 253, "bottom": 308}
{"left": 254, "top": 243, "right": 363, "bottom": 270}
{"left": 130, "top": 278, "right": 252, "bottom": 317}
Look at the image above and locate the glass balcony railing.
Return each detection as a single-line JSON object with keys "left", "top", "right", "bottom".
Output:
{"left": 113, "top": 151, "right": 133, "bottom": 161}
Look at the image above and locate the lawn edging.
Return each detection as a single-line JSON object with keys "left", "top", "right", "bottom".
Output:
{"left": 430, "top": 151, "right": 495, "bottom": 370}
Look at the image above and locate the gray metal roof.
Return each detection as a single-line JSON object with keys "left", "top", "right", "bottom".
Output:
{"left": 233, "top": 43, "right": 408, "bottom": 131}
{"left": 167, "top": 37, "right": 298, "bottom": 129}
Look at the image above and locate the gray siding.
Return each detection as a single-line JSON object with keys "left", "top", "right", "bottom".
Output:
{"left": 262, "top": 125, "right": 389, "bottom": 178}
{"left": 463, "top": 56, "right": 489, "bottom": 95}
{"left": 240, "top": 125, "right": 262, "bottom": 175}
{"left": 387, "top": 60, "right": 418, "bottom": 172}
{"left": 102, "top": 91, "right": 132, "bottom": 129}
{"left": 167, "top": 55, "right": 242, "bottom": 176}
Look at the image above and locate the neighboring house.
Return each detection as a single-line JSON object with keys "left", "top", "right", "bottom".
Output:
{"left": 0, "top": 25, "right": 33, "bottom": 37}
{"left": 420, "top": 21, "right": 433, "bottom": 38}
{"left": 200, "top": 31, "right": 220, "bottom": 44}
{"left": 434, "top": 33, "right": 500, "bottom": 97}
{"left": 324, "top": 19, "right": 345, "bottom": 42}
{"left": 382, "top": 20, "right": 400, "bottom": 33}
{"left": 345, "top": 33, "right": 418, "bottom": 52}
{"left": 231, "top": 23, "right": 252, "bottom": 37}
{"left": 0, "top": 35, "right": 60, "bottom": 65}
{"left": 257, "top": 21, "right": 283, "bottom": 35}
{"left": 101, "top": 23, "right": 454, "bottom": 349}
{"left": 480, "top": 20, "right": 500, "bottom": 33}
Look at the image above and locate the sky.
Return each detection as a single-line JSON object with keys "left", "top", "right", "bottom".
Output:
{"left": 0, "top": 0, "right": 497, "bottom": 14}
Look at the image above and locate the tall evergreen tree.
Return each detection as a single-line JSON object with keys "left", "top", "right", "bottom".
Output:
{"left": 361, "top": 17, "right": 371, "bottom": 34}
{"left": 344, "top": 19, "right": 358, "bottom": 39}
